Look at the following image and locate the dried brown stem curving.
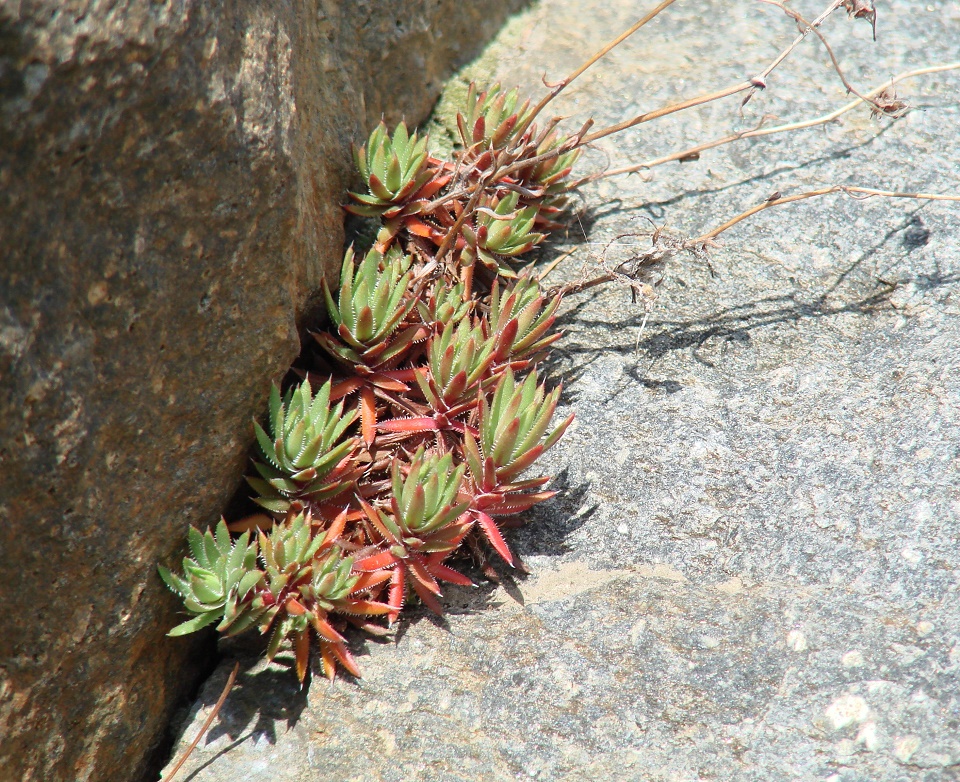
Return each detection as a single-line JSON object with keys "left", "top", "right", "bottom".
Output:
{"left": 520, "top": 0, "right": 680, "bottom": 134}
{"left": 576, "top": 62, "right": 960, "bottom": 183}
{"left": 751, "top": 0, "right": 845, "bottom": 89}
{"left": 163, "top": 662, "right": 240, "bottom": 781}
{"left": 688, "top": 186, "right": 960, "bottom": 247}
{"left": 578, "top": 0, "right": 847, "bottom": 146}
{"left": 496, "top": 0, "right": 851, "bottom": 183}
{"left": 755, "top": 0, "right": 881, "bottom": 110}
{"left": 549, "top": 186, "right": 959, "bottom": 301}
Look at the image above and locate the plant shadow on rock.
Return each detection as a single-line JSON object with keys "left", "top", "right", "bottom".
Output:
{"left": 550, "top": 201, "right": 951, "bottom": 382}
{"left": 606, "top": 124, "right": 898, "bottom": 224}
{"left": 172, "top": 647, "right": 309, "bottom": 782}
{"left": 512, "top": 467, "right": 596, "bottom": 555}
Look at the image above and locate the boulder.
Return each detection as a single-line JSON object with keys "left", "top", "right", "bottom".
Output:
{"left": 163, "top": 0, "right": 960, "bottom": 779}
{"left": 0, "top": 2, "right": 524, "bottom": 780}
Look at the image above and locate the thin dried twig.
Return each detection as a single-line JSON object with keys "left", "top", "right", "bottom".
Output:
{"left": 547, "top": 227, "right": 678, "bottom": 299}
{"left": 755, "top": 0, "right": 881, "bottom": 110}
{"left": 552, "top": 185, "right": 959, "bottom": 300}
{"left": 520, "top": 0, "right": 680, "bottom": 133}
{"left": 687, "top": 186, "right": 960, "bottom": 246}
{"left": 498, "top": 0, "right": 848, "bottom": 181}
{"left": 163, "top": 662, "right": 240, "bottom": 781}
{"left": 752, "top": 0, "right": 845, "bottom": 89}
{"left": 534, "top": 248, "right": 576, "bottom": 282}
{"left": 577, "top": 62, "right": 960, "bottom": 183}
{"left": 435, "top": 182, "right": 486, "bottom": 263}
{"left": 577, "top": 0, "right": 844, "bottom": 145}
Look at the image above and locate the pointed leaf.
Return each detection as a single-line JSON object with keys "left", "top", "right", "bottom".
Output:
{"left": 168, "top": 612, "right": 220, "bottom": 637}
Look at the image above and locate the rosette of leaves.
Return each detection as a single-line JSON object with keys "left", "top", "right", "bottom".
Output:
{"left": 462, "top": 192, "right": 545, "bottom": 276}
{"left": 415, "top": 279, "right": 471, "bottom": 327}
{"left": 252, "top": 512, "right": 343, "bottom": 681}
{"left": 462, "top": 369, "right": 573, "bottom": 565}
{"left": 346, "top": 122, "right": 438, "bottom": 219}
{"left": 488, "top": 275, "right": 562, "bottom": 369}
{"left": 416, "top": 317, "right": 496, "bottom": 416}
{"left": 158, "top": 520, "right": 262, "bottom": 636}
{"left": 253, "top": 512, "right": 372, "bottom": 681}
{"left": 247, "top": 379, "right": 361, "bottom": 514}
{"left": 317, "top": 246, "right": 429, "bottom": 444}
{"left": 521, "top": 128, "right": 581, "bottom": 193}
{"left": 475, "top": 368, "right": 572, "bottom": 485}
{"left": 296, "top": 550, "right": 394, "bottom": 680}
{"left": 356, "top": 449, "right": 473, "bottom": 620}
{"left": 378, "top": 317, "right": 497, "bottom": 437}
{"left": 316, "top": 246, "right": 420, "bottom": 371}
{"left": 457, "top": 82, "right": 534, "bottom": 154}
{"left": 256, "top": 513, "right": 329, "bottom": 611}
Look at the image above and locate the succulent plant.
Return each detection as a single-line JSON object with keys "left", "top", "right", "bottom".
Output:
{"left": 247, "top": 379, "right": 360, "bottom": 514}
{"left": 347, "top": 122, "right": 438, "bottom": 219}
{"left": 488, "top": 274, "right": 562, "bottom": 368}
{"left": 294, "top": 550, "right": 393, "bottom": 680}
{"left": 457, "top": 82, "right": 534, "bottom": 153}
{"left": 416, "top": 317, "right": 496, "bottom": 412}
{"left": 357, "top": 449, "right": 473, "bottom": 619}
{"left": 299, "top": 549, "right": 383, "bottom": 616}
{"left": 257, "top": 513, "right": 329, "bottom": 598}
{"left": 462, "top": 192, "right": 545, "bottom": 275}
{"left": 159, "top": 520, "right": 262, "bottom": 636}
{"left": 415, "top": 279, "right": 471, "bottom": 327}
{"left": 316, "top": 246, "right": 420, "bottom": 370}
{"left": 523, "top": 129, "right": 582, "bottom": 192}
{"left": 460, "top": 368, "right": 573, "bottom": 566}
{"left": 475, "top": 368, "right": 571, "bottom": 485}
{"left": 377, "top": 317, "right": 496, "bottom": 437}
{"left": 250, "top": 513, "right": 363, "bottom": 681}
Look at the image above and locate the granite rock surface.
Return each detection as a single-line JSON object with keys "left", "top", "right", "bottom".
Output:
{"left": 0, "top": 2, "right": 524, "bottom": 781}
{"left": 164, "top": 0, "right": 960, "bottom": 779}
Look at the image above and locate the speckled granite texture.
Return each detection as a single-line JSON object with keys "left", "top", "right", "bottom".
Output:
{"left": 163, "top": 0, "right": 960, "bottom": 779}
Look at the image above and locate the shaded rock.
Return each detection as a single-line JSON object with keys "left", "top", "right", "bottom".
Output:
{"left": 165, "top": 0, "right": 960, "bottom": 780}
{"left": 0, "top": 2, "right": 525, "bottom": 781}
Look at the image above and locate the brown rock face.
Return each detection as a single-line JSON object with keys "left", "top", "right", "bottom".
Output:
{"left": 0, "top": 2, "right": 523, "bottom": 780}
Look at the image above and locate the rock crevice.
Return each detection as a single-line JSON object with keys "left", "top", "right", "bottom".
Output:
{"left": 0, "top": 2, "right": 524, "bottom": 780}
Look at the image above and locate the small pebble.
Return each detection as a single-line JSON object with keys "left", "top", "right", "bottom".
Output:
{"left": 841, "top": 650, "right": 865, "bottom": 668}
{"left": 916, "top": 621, "right": 934, "bottom": 637}
{"left": 826, "top": 694, "right": 870, "bottom": 730}
{"left": 787, "top": 630, "right": 808, "bottom": 652}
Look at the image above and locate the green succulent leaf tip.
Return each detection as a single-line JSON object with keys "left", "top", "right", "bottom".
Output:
{"left": 459, "top": 82, "right": 534, "bottom": 150}
{"left": 350, "top": 121, "right": 434, "bottom": 213}
{"left": 159, "top": 519, "right": 262, "bottom": 637}
{"left": 480, "top": 368, "right": 573, "bottom": 483}
{"left": 420, "top": 317, "right": 497, "bottom": 409}
{"left": 462, "top": 192, "right": 545, "bottom": 276}
{"left": 320, "top": 246, "right": 417, "bottom": 365}
{"left": 247, "top": 378, "right": 360, "bottom": 513}
{"left": 259, "top": 512, "right": 326, "bottom": 584}
{"left": 390, "top": 448, "right": 469, "bottom": 536}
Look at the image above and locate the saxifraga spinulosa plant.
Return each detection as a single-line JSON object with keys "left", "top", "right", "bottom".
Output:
{"left": 161, "top": 0, "right": 959, "bottom": 684}
{"left": 160, "top": 77, "right": 578, "bottom": 683}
